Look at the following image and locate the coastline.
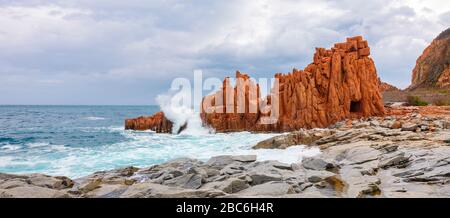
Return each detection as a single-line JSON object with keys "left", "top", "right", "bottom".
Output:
{"left": 1, "top": 106, "right": 449, "bottom": 198}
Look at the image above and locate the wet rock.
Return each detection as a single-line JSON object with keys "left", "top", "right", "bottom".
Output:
{"left": 370, "top": 120, "right": 380, "bottom": 127}
{"left": 220, "top": 164, "right": 244, "bottom": 175}
{"left": 133, "top": 158, "right": 201, "bottom": 183}
{"left": 0, "top": 173, "right": 28, "bottom": 180}
{"left": 354, "top": 122, "right": 370, "bottom": 128}
{"left": 253, "top": 130, "right": 333, "bottom": 149}
{"left": 248, "top": 172, "right": 282, "bottom": 185}
{"left": 205, "top": 168, "right": 220, "bottom": 178}
{"left": 402, "top": 123, "right": 419, "bottom": 132}
{"left": 202, "top": 178, "right": 249, "bottom": 194}
{"left": 444, "top": 120, "right": 450, "bottom": 129}
{"left": 299, "top": 182, "right": 313, "bottom": 191}
{"left": 420, "top": 125, "right": 430, "bottom": 131}
{"left": 187, "top": 167, "right": 208, "bottom": 178}
{"left": 339, "top": 146, "right": 381, "bottom": 165}
{"left": 0, "top": 186, "right": 69, "bottom": 198}
{"left": 163, "top": 174, "right": 203, "bottom": 189}
{"left": 305, "top": 171, "right": 335, "bottom": 184}
{"left": 357, "top": 183, "right": 381, "bottom": 198}
{"left": 25, "top": 174, "right": 74, "bottom": 190}
{"left": 120, "top": 182, "right": 225, "bottom": 198}
{"left": 390, "top": 121, "right": 403, "bottom": 129}
{"left": 302, "top": 157, "right": 336, "bottom": 171}
{"left": 83, "top": 184, "right": 128, "bottom": 198}
{"left": 232, "top": 155, "right": 257, "bottom": 163}
{"left": 403, "top": 163, "right": 450, "bottom": 183}
{"left": 381, "top": 145, "right": 399, "bottom": 153}
{"left": 115, "top": 166, "right": 140, "bottom": 177}
{"left": 0, "top": 179, "right": 29, "bottom": 189}
{"left": 235, "top": 181, "right": 295, "bottom": 197}
{"left": 379, "top": 152, "right": 411, "bottom": 169}
{"left": 206, "top": 156, "right": 235, "bottom": 169}
{"left": 273, "top": 162, "right": 293, "bottom": 171}
{"left": 70, "top": 178, "right": 103, "bottom": 194}
{"left": 74, "top": 166, "right": 140, "bottom": 186}
{"left": 307, "top": 176, "right": 324, "bottom": 183}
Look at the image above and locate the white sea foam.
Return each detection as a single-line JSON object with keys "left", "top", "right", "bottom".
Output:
{"left": 0, "top": 130, "right": 321, "bottom": 178}
{"left": 0, "top": 144, "right": 21, "bottom": 151}
{"left": 0, "top": 91, "right": 320, "bottom": 179}
{"left": 156, "top": 92, "right": 211, "bottom": 135}
{"left": 26, "top": 142, "right": 50, "bottom": 148}
{"left": 115, "top": 131, "right": 320, "bottom": 165}
{"left": 84, "top": 116, "right": 106, "bottom": 121}
{"left": 0, "top": 156, "right": 15, "bottom": 167}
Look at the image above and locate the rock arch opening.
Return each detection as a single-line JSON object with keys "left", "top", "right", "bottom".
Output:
{"left": 350, "top": 101, "right": 362, "bottom": 113}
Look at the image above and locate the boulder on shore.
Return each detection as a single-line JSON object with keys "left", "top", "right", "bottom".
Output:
{"left": 125, "top": 112, "right": 173, "bottom": 133}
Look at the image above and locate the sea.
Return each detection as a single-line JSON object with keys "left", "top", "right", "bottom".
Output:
{"left": 0, "top": 105, "right": 320, "bottom": 178}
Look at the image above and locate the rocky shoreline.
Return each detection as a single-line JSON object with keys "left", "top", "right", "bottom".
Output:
{"left": 1, "top": 106, "right": 449, "bottom": 198}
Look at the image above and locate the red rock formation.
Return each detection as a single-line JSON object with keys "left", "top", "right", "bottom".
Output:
{"left": 378, "top": 78, "right": 400, "bottom": 92}
{"left": 201, "top": 36, "right": 385, "bottom": 132}
{"left": 409, "top": 28, "right": 450, "bottom": 90}
{"left": 125, "top": 112, "right": 173, "bottom": 133}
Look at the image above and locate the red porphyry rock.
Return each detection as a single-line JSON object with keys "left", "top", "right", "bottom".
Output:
{"left": 200, "top": 35, "right": 385, "bottom": 132}
{"left": 125, "top": 112, "right": 173, "bottom": 133}
{"left": 409, "top": 28, "right": 450, "bottom": 90}
{"left": 378, "top": 78, "right": 400, "bottom": 92}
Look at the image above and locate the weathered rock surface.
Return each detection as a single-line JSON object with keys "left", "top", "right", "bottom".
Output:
{"left": 0, "top": 173, "right": 73, "bottom": 198}
{"left": 201, "top": 36, "right": 385, "bottom": 132}
{"left": 250, "top": 111, "right": 450, "bottom": 198}
{"left": 253, "top": 129, "right": 334, "bottom": 149}
{"left": 409, "top": 28, "right": 450, "bottom": 90}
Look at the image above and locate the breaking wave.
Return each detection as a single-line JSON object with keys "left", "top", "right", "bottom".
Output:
{"left": 156, "top": 92, "right": 211, "bottom": 135}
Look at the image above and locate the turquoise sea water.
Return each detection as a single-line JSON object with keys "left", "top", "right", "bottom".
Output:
{"left": 0, "top": 105, "right": 319, "bottom": 178}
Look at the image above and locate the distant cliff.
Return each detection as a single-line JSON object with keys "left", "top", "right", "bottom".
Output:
{"left": 409, "top": 28, "right": 450, "bottom": 90}
{"left": 378, "top": 78, "right": 400, "bottom": 92}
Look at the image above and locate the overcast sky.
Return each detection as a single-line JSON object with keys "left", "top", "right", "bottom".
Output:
{"left": 0, "top": 0, "right": 449, "bottom": 105}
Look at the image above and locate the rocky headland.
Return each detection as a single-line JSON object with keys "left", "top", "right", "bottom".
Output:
{"left": 201, "top": 36, "right": 384, "bottom": 132}
{"left": 125, "top": 35, "right": 385, "bottom": 133}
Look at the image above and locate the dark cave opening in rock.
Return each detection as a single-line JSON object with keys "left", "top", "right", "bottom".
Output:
{"left": 350, "top": 101, "right": 362, "bottom": 113}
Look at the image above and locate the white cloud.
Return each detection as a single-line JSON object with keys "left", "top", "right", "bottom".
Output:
{"left": 0, "top": 0, "right": 448, "bottom": 104}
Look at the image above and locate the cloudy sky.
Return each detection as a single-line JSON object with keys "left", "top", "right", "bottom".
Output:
{"left": 0, "top": 0, "right": 449, "bottom": 105}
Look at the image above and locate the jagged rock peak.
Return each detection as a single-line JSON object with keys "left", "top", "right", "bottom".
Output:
{"left": 200, "top": 35, "right": 385, "bottom": 132}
